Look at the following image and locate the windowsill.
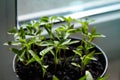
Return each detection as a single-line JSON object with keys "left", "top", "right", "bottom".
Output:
{"left": 18, "top": 3, "right": 120, "bottom": 23}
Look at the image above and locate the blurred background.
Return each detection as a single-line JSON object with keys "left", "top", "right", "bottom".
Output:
{"left": 0, "top": 0, "right": 120, "bottom": 80}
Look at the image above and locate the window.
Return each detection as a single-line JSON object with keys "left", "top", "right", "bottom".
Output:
{"left": 17, "top": 0, "right": 120, "bottom": 25}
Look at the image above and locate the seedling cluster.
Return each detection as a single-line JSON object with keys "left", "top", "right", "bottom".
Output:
{"left": 4, "top": 16, "right": 107, "bottom": 80}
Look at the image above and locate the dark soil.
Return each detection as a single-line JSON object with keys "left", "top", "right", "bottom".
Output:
{"left": 15, "top": 41, "right": 106, "bottom": 80}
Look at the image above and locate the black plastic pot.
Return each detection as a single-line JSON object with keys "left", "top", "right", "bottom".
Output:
{"left": 13, "top": 38, "right": 108, "bottom": 80}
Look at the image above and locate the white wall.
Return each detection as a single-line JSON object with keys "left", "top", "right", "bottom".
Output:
{"left": 0, "top": 0, "right": 17, "bottom": 80}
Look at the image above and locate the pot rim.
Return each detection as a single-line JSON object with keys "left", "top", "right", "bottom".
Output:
{"left": 13, "top": 54, "right": 19, "bottom": 78}
{"left": 93, "top": 43, "right": 108, "bottom": 77}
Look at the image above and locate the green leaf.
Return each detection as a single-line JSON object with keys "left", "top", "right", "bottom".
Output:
{"left": 8, "top": 27, "right": 17, "bottom": 34}
{"left": 73, "top": 50, "right": 82, "bottom": 57}
{"left": 77, "top": 45, "right": 84, "bottom": 50}
{"left": 86, "top": 70, "right": 94, "bottom": 80}
{"left": 29, "top": 50, "right": 48, "bottom": 77}
{"left": 3, "top": 41, "right": 21, "bottom": 46}
{"left": 10, "top": 48, "right": 22, "bottom": 55}
{"left": 78, "top": 75, "right": 86, "bottom": 80}
{"left": 28, "top": 50, "right": 42, "bottom": 65}
{"left": 67, "top": 16, "right": 73, "bottom": 22}
{"left": 86, "top": 44, "right": 94, "bottom": 50}
{"left": 52, "top": 75, "right": 59, "bottom": 80}
{"left": 10, "top": 48, "right": 27, "bottom": 62}
{"left": 19, "top": 39, "right": 26, "bottom": 43}
{"left": 18, "top": 50, "right": 26, "bottom": 62}
{"left": 81, "top": 21, "right": 88, "bottom": 35}
{"left": 92, "top": 34, "right": 106, "bottom": 38}
{"left": 67, "top": 16, "right": 73, "bottom": 23}
{"left": 83, "top": 51, "right": 95, "bottom": 66}
{"left": 40, "top": 16, "right": 49, "bottom": 22}
{"left": 89, "top": 57, "right": 97, "bottom": 61}
{"left": 50, "top": 50, "right": 55, "bottom": 57}
{"left": 67, "top": 29, "right": 77, "bottom": 33}
{"left": 43, "top": 65, "right": 48, "bottom": 69}
{"left": 39, "top": 46, "right": 53, "bottom": 57}
{"left": 33, "top": 21, "right": 40, "bottom": 28}
{"left": 68, "top": 40, "right": 79, "bottom": 45}
{"left": 61, "top": 16, "right": 67, "bottom": 22}
{"left": 3, "top": 42, "right": 12, "bottom": 46}
{"left": 61, "top": 39, "right": 71, "bottom": 45}
{"left": 71, "top": 62, "right": 81, "bottom": 68}
{"left": 26, "top": 57, "right": 35, "bottom": 65}
{"left": 64, "top": 32, "right": 70, "bottom": 39}
{"left": 40, "top": 41, "right": 53, "bottom": 46}
{"left": 36, "top": 29, "right": 42, "bottom": 35}
{"left": 50, "top": 16, "right": 57, "bottom": 22}
{"left": 91, "top": 27, "right": 96, "bottom": 35}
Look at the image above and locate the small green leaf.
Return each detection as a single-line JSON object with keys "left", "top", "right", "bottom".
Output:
{"left": 55, "top": 57, "right": 59, "bottom": 64}
{"left": 50, "top": 16, "right": 57, "bottom": 22}
{"left": 52, "top": 75, "right": 59, "bottom": 80}
{"left": 29, "top": 50, "right": 47, "bottom": 76}
{"left": 10, "top": 48, "right": 22, "bottom": 55}
{"left": 91, "top": 27, "right": 96, "bottom": 35}
{"left": 90, "top": 57, "right": 97, "bottom": 60}
{"left": 40, "top": 41, "right": 53, "bottom": 46}
{"left": 67, "top": 29, "right": 77, "bottom": 33}
{"left": 78, "top": 75, "right": 86, "bottom": 80}
{"left": 43, "top": 65, "right": 48, "bottom": 69}
{"left": 83, "top": 51, "right": 95, "bottom": 66}
{"left": 86, "top": 70, "right": 94, "bottom": 80}
{"left": 26, "top": 57, "right": 35, "bottom": 65}
{"left": 28, "top": 50, "right": 42, "bottom": 65}
{"left": 73, "top": 50, "right": 82, "bottom": 57}
{"left": 81, "top": 21, "right": 88, "bottom": 35}
{"left": 19, "top": 39, "right": 26, "bottom": 43}
{"left": 19, "top": 50, "right": 26, "bottom": 62}
{"left": 64, "top": 33, "right": 70, "bottom": 39}
{"left": 40, "top": 16, "right": 49, "bottom": 22}
{"left": 62, "top": 16, "right": 73, "bottom": 23}
{"left": 61, "top": 39, "right": 71, "bottom": 45}
{"left": 61, "top": 16, "right": 67, "bottom": 22}
{"left": 36, "top": 29, "right": 42, "bottom": 35}
{"left": 3, "top": 41, "right": 21, "bottom": 46}
{"left": 12, "top": 42, "right": 21, "bottom": 46}
{"left": 8, "top": 27, "right": 17, "bottom": 34}
{"left": 39, "top": 46, "right": 53, "bottom": 56}
{"left": 68, "top": 40, "right": 79, "bottom": 45}
{"left": 71, "top": 62, "right": 81, "bottom": 68}
{"left": 92, "top": 34, "right": 106, "bottom": 38}
{"left": 77, "top": 46, "right": 84, "bottom": 50}
{"left": 3, "top": 42, "right": 11, "bottom": 45}
{"left": 33, "top": 21, "right": 40, "bottom": 28}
